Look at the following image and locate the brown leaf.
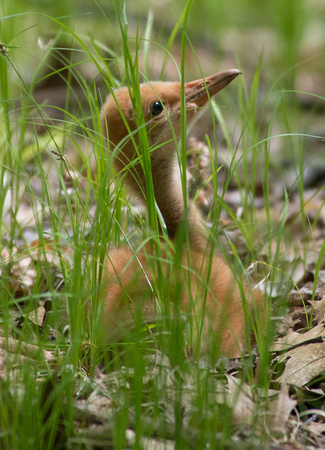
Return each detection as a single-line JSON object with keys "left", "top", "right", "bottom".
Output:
{"left": 268, "top": 384, "right": 297, "bottom": 434}
{"left": 313, "top": 271, "right": 325, "bottom": 284}
{"left": 0, "top": 336, "right": 54, "bottom": 362}
{"left": 277, "top": 341, "right": 325, "bottom": 386}
{"left": 308, "top": 421, "right": 325, "bottom": 436}
{"left": 225, "top": 375, "right": 255, "bottom": 426}
{"left": 272, "top": 323, "right": 325, "bottom": 352}
{"left": 309, "top": 298, "right": 325, "bottom": 324}
{"left": 26, "top": 306, "right": 46, "bottom": 328}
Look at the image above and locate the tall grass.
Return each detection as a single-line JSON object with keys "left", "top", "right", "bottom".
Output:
{"left": 0, "top": 0, "right": 322, "bottom": 448}
{"left": 0, "top": 6, "right": 114, "bottom": 447}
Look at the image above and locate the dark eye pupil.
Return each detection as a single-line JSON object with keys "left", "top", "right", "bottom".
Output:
{"left": 151, "top": 101, "right": 164, "bottom": 116}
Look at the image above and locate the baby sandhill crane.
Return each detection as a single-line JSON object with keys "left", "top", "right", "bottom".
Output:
{"left": 99, "top": 70, "right": 263, "bottom": 358}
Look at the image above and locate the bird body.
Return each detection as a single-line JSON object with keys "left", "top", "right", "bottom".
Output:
{"left": 98, "top": 70, "right": 263, "bottom": 357}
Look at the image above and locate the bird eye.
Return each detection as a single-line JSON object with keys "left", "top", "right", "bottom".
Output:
{"left": 150, "top": 101, "right": 164, "bottom": 116}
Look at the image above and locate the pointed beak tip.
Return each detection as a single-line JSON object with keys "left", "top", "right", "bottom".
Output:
{"left": 185, "top": 69, "right": 242, "bottom": 106}
{"left": 231, "top": 69, "right": 242, "bottom": 77}
{"left": 217, "top": 69, "right": 241, "bottom": 83}
{"left": 224, "top": 69, "right": 242, "bottom": 84}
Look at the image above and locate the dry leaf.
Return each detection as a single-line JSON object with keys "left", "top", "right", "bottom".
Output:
{"left": 226, "top": 375, "right": 255, "bottom": 425}
{"left": 271, "top": 323, "right": 325, "bottom": 352}
{"left": 268, "top": 384, "right": 297, "bottom": 434}
{"left": 21, "top": 306, "right": 47, "bottom": 328}
{"left": 0, "top": 348, "right": 40, "bottom": 377}
{"left": 0, "top": 336, "right": 54, "bottom": 362}
{"left": 308, "top": 422, "right": 325, "bottom": 436}
{"left": 277, "top": 341, "right": 325, "bottom": 386}
{"left": 74, "top": 395, "right": 112, "bottom": 424}
{"left": 309, "top": 298, "right": 325, "bottom": 324}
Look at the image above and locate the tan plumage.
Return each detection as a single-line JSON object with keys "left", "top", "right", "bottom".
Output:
{"left": 98, "top": 70, "right": 263, "bottom": 357}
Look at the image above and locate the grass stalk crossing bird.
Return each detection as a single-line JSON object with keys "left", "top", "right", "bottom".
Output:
{"left": 97, "top": 69, "right": 264, "bottom": 358}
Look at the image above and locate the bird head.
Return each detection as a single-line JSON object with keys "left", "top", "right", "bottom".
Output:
{"left": 101, "top": 69, "right": 240, "bottom": 193}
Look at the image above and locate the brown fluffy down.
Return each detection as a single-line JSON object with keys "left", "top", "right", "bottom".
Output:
{"left": 95, "top": 70, "right": 264, "bottom": 358}
{"left": 99, "top": 242, "right": 263, "bottom": 358}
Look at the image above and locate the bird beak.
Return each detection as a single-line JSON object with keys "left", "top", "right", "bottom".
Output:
{"left": 184, "top": 69, "right": 241, "bottom": 108}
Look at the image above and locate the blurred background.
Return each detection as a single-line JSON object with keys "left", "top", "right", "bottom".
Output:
{"left": 1, "top": 0, "right": 325, "bottom": 85}
{"left": 2, "top": 0, "right": 324, "bottom": 93}
{"left": 1, "top": 0, "right": 325, "bottom": 227}
{"left": 2, "top": 0, "right": 324, "bottom": 138}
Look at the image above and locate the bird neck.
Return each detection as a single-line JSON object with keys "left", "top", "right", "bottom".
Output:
{"left": 118, "top": 139, "right": 209, "bottom": 250}
{"left": 149, "top": 151, "right": 209, "bottom": 250}
{"left": 151, "top": 157, "right": 185, "bottom": 238}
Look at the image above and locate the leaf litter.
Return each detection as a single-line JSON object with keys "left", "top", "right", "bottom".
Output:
{"left": 1, "top": 160, "right": 325, "bottom": 449}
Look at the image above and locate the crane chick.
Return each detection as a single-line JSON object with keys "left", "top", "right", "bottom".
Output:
{"left": 97, "top": 70, "right": 263, "bottom": 358}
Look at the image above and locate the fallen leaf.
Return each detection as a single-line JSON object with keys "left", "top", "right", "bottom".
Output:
{"left": 27, "top": 306, "right": 46, "bottom": 328}
{"left": 268, "top": 384, "right": 297, "bottom": 434}
{"left": 277, "top": 342, "right": 325, "bottom": 386}
{"left": 0, "top": 336, "right": 54, "bottom": 362}
{"left": 308, "top": 422, "right": 325, "bottom": 436}
{"left": 309, "top": 298, "right": 325, "bottom": 324}
{"left": 271, "top": 323, "right": 325, "bottom": 352}
{"left": 313, "top": 270, "right": 325, "bottom": 284}
{"left": 225, "top": 375, "right": 255, "bottom": 426}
